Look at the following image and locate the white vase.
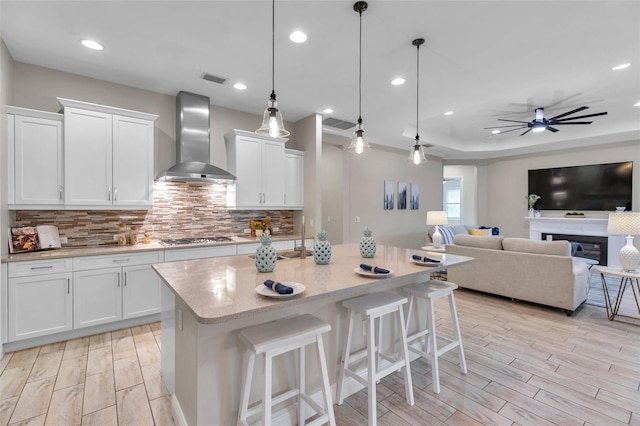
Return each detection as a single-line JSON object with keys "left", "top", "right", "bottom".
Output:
{"left": 528, "top": 207, "right": 535, "bottom": 217}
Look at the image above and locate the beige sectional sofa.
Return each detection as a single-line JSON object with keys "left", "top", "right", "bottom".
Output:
{"left": 445, "top": 234, "right": 590, "bottom": 315}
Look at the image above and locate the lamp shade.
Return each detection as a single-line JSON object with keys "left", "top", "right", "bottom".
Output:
{"left": 607, "top": 212, "right": 640, "bottom": 235}
{"left": 426, "top": 211, "right": 448, "bottom": 226}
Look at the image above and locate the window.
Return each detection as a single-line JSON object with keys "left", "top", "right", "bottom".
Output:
{"left": 444, "top": 178, "right": 462, "bottom": 225}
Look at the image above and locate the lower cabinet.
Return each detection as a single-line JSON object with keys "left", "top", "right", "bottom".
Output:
{"left": 8, "top": 272, "right": 73, "bottom": 341}
{"left": 7, "top": 258, "right": 73, "bottom": 342}
{"left": 73, "top": 251, "right": 164, "bottom": 329}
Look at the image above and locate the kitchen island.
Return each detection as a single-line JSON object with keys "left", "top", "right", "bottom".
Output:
{"left": 152, "top": 244, "right": 473, "bottom": 425}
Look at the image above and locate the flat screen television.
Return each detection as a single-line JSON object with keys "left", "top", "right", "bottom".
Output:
{"left": 528, "top": 161, "right": 633, "bottom": 211}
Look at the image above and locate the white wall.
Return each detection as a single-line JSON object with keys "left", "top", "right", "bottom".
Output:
{"left": 0, "top": 39, "right": 14, "bottom": 256}
{"left": 343, "top": 143, "right": 443, "bottom": 249}
{"left": 481, "top": 140, "right": 640, "bottom": 238}
{"left": 293, "top": 114, "right": 322, "bottom": 238}
{"left": 321, "top": 141, "right": 344, "bottom": 244}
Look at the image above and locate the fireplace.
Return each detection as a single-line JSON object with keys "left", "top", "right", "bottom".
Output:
{"left": 526, "top": 217, "right": 625, "bottom": 268}
{"left": 542, "top": 233, "right": 608, "bottom": 265}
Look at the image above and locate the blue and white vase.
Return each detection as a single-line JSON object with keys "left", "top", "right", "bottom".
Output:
{"left": 313, "top": 230, "right": 332, "bottom": 265}
{"left": 359, "top": 227, "right": 376, "bottom": 258}
{"left": 255, "top": 234, "right": 276, "bottom": 272}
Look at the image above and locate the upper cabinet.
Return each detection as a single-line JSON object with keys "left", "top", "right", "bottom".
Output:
{"left": 7, "top": 107, "right": 64, "bottom": 209}
{"left": 59, "top": 98, "right": 158, "bottom": 210}
{"left": 284, "top": 149, "right": 304, "bottom": 210}
{"left": 225, "top": 129, "right": 287, "bottom": 210}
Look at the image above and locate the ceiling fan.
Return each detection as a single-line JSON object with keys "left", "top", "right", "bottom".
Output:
{"left": 485, "top": 106, "right": 608, "bottom": 136}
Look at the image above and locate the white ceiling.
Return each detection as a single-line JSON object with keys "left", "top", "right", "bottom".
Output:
{"left": 1, "top": 0, "right": 639, "bottom": 159}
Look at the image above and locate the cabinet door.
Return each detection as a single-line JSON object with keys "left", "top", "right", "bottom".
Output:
{"left": 122, "top": 264, "right": 161, "bottom": 319}
{"left": 8, "top": 273, "right": 72, "bottom": 341}
{"left": 284, "top": 150, "right": 304, "bottom": 209}
{"left": 261, "top": 140, "right": 285, "bottom": 207}
{"left": 112, "top": 115, "right": 154, "bottom": 208}
{"left": 73, "top": 267, "right": 122, "bottom": 328}
{"left": 64, "top": 107, "right": 113, "bottom": 206}
{"left": 233, "top": 136, "right": 263, "bottom": 208}
{"left": 12, "top": 115, "right": 64, "bottom": 206}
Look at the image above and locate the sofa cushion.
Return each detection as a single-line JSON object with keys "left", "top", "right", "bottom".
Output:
{"left": 453, "top": 234, "right": 504, "bottom": 250}
{"left": 502, "top": 237, "right": 571, "bottom": 256}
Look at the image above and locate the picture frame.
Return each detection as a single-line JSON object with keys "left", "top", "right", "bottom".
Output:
{"left": 410, "top": 183, "right": 419, "bottom": 209}
{"left": 384, "top": 180, "right": 394, "bottom": 210}
{"left": 398, "top": 182, "right": 407, "bottom": 210}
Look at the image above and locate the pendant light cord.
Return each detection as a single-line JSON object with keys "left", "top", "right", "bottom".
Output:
{"left": 271, "top": 0, "right": 275, "bottom": 96}
{"left": 415, "top": 41, "right": 420, "bottom": 140}
{"left": 358, "top": 7, "right": 363, "bottom": 122}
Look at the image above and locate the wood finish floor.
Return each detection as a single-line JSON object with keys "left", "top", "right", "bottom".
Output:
{"left": 1, "top": 288, "right": 639, "bottom": 425}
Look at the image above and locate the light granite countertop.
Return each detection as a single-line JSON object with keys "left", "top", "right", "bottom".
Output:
{"left": 152, "top": 243, "right": 474, "bottom": 325}
{"left": 0, "top": 234, "right": 306, "bottom": 263}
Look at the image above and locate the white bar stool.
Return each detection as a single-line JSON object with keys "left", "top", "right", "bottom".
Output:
{"left": 237, "top": 314, "right": 336, "bottom": 426}
{"left": 404, "top": 280, "right": 467, "bottom": 394}
{"left": 336, "top": 292, "right": 414, "bottom": 426}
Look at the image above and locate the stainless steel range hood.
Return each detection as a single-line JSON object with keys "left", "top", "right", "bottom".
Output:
{"left": 157, "top": 91, "right": 236, "bottom": 182}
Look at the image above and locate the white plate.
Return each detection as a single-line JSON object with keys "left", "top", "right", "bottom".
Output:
{"left": 255, "top": 281, "right": 306, "bottom": 298}
{"left": 354, "top": 267, "right": 394, "bottom": 278}
{"left": 411, "top": 259, "right": 442, "bottom": 267}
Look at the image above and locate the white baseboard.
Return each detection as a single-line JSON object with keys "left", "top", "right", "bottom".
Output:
{"left": 171, "top": 394, "right": 188, "bottom": 426}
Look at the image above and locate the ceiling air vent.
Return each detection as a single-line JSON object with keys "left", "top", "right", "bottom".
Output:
{"left": 421, "top": 143, "right": 434, "bottom": 148}
{"left": 200, "top": 72, "right": 227, "bottom": 85}
{"left": 322, "top": 117, "right": 356, "bottom": 130}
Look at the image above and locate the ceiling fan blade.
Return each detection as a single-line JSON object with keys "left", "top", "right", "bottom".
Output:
{"left": 547, "top": 126, "right": 559, "bottom": 132}
{"left": 553, "top": 111, "right": 608, "bottom": 122}
{"left": 520, "top": 129, "right": 531, "bottom": 136}
{"left": 494, "top": 127, "right": 528, "bottom": 134}
{"left": 552, "top": 121, "right": 593, "bottom": 125}
{"left": 497, "top": 119, "right": 531, "bottom": 124}
{"left": 483, "top": 124, "right": 528, "bottom": 129}
{"left": 547, "top": 106, "right": 588, "bottom": 121}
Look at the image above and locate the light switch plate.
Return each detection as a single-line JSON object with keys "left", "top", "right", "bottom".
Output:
{"left": 59, "top": 236, "right": 68, "bottom": 244}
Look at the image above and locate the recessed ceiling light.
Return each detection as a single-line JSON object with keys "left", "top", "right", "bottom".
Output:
{"left": 492, "top": 130, "right": 500, "bottom": 134}
{"left": 81, "top": 39, "right": 104, "bottom": 50}
{"left": 612, "top": 63, "right": 630, "bottom": 70}
{"left": 322, "top": 108, "right": 334, "bottom": 114}
{"left": 289, "top": 31, "right": 307, "bottom": 43}
{"left": 444, "top": 111, "right": 453, "bottom": 116}
{"left": 634, "top": 101, "right": 640, "bottom": 107}
{"left": 390, "top": 77, "right": 405, "bottom": 86}
{"left": 233, "top": 83, "right": 247, "bottom": 90}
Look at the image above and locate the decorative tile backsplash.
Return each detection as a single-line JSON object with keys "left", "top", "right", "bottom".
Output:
{"left": 15, "top": 181, "right": 294, "bottom": 247}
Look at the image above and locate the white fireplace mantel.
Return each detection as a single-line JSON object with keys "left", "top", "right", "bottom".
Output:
{"left": 526, "top": 216, "right": 624, "bottom": 267}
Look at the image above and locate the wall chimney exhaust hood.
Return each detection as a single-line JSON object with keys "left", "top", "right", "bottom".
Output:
{"left": 157, "top": 91, "right": 236, "bottom": 183}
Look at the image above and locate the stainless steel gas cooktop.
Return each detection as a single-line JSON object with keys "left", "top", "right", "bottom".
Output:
{"left": 159, "top": 236, "right": 233, "bottom": 247}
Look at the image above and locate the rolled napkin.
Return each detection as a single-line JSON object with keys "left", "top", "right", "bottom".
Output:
{"left": 264, "top": 279, "right": 294, "bottom": 294}
{"left": 412, "top": 255, "right": 441, "bottom": 263}
{"left": 360, "top": 264, "right": 390, "bottom": 274}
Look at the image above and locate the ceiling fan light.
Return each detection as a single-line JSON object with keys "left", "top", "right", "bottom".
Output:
{"left": 532, "top": 123, "right": 546, "bottom": 132}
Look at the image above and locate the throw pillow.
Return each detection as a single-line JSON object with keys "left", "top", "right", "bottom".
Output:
{"left": 469, "top": 228, "right": 489, "bottom": 236}
{"left": 439, "top": 226, "right": 455, "bottom": 245}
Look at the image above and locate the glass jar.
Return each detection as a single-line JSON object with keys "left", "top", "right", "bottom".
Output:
{"left": 117, "top": 222, "right": 127, "bottom": 246}
{"left": 129, "top": 225, "right": 139, "bottom": 245}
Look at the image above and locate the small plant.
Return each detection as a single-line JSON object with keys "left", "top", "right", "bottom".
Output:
{"left": 526, "top": 194, "right": 541, "bottom": 208}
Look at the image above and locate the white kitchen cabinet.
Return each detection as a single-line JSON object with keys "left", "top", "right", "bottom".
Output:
{"left": 7, "top": 259, "right": 73, "bottom": 341}
{"left": 7, "top": 107, "right": 64, "bottom": 209}
{"left": 225, "top": 129, "right": 286, "bottom": 209}
{"left": 59, "top": 98, "right": 157, "bottom": 209}
{"left": 284, "top": 149, "right": 304, "bottom": 209}
{"left": 73, "top": 251, "right": 163, "bottom": 328}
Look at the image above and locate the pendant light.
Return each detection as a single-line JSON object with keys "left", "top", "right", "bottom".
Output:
{"left": 409, "top": 38, "right": 427, "bottom": 165}
{"left": 256, "top": 0, "right": 290, "bottom": 138}
{"left": 347, "top": 1, "right": 371, "bottom": 154}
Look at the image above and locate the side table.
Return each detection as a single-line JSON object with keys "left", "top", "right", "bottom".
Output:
{"left": 592, "top": 266, "right": 640, "bottom": 321}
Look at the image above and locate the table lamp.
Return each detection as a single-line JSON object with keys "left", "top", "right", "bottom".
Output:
{"left": 427, "top": 211, "right": 448, "bottom": 248}
{"left": 607, "top": 212, "right": 640, "bottom": 271}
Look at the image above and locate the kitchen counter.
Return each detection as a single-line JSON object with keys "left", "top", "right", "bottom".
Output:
{"left": 0, "top": 234, "right": 305, "bottom": 263}
{"left": 153, "top": 244, "right": 473, "bottom": 425}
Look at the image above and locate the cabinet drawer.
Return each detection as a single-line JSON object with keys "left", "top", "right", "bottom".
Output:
{"left": 164, "top": 245, "right": 237, "bottom": 262}
{"left": 73, "top": 251, "right": 164, "bottom": 271}
{"left": 8, "top": 258, "right": 73, "bottom": 278}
